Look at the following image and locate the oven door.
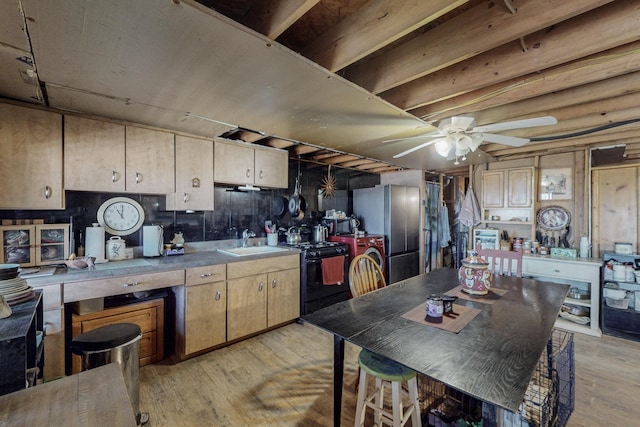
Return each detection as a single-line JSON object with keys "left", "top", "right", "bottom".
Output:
{"left": 304, "top": 254, "right": 349, "bottom": 306}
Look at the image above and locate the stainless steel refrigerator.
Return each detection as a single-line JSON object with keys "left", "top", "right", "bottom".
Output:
{"left": 353, "top": 184, "right": 421, "bottom": 284}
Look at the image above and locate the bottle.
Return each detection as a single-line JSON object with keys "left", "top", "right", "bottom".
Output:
{"left": 77, "top": 232, "right": 85, "bottom": 257}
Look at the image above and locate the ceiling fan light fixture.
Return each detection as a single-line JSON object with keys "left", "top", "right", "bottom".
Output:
{"left": 435, "top": 139, "right": 452, "bottom": 157}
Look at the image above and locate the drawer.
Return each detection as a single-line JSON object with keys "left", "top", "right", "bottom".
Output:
{"left": 64, "top": 269, "right": 184, "bottom": 302}
{"left": 77, "top": 306, "right": 157, "bottom": 334}
{"left": 186, "top": 264, "right": 226, "bottom": 286}
{"left": 523, "top": 258, "right": 596, "bottom": 282}
{"left": 227, "top": 254, "right": 299, "bottom": 279}
{"left": 139, "top": 331, "right": 157, "bottom": 360}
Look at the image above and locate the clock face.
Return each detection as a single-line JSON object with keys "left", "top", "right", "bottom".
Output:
{"left": 97, "top": 197, "right": 145, "bottom": 236}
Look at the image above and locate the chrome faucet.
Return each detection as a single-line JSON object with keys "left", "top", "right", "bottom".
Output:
{"left": 242, "top": 229, "right": 256, "bottom": 247}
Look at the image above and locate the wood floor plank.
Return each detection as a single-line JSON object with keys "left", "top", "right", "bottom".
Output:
{"left": 139, "top": 322, "right": 640, "bottom": 426}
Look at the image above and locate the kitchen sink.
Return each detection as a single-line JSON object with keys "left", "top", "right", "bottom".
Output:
{"left": 218, "top": 246, "right": 291, "bottom": 257}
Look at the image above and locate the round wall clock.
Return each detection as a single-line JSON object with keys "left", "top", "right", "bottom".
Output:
{"left": 97, "top": 197, "right": 145, "bottom": 236}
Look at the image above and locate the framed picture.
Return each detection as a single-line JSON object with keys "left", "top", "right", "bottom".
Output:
{"left": 539, "top": 168, "right": 573, "bottom": 200}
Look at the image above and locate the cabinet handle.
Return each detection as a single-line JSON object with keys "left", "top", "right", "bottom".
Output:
{"left": 135, "top": 172, "right": 142, "bottom": 183}
{"left": 554, "top": 269, "right": 560, "bottom": 273}
{"left": 246, "top": 169, "right": 251, "bottom": 178}
{"left": 183, "top": 192, "right": 190, "bottom": 203}
{"left": 111, "top": 170, "right": 118, "bottom": 182}
{"left": 123, "top": 281, "right": 139, "bottom": 287}
{"left": 271, "top": 278, "right": 276, "bottom": 288}
{"left": 200, "top": 273, "right": 212, "bottom": 278}
{"left": 44, "top": 186, "right": 51, "bottom": 199}
{"left": 215, "top": 290, "right": 221, "bottom": 301}
{"left": 258, "top": 281, "right": 264, "bottom": 292}
{"left": 259, "top": 170, "right": 264, "bottom": 179}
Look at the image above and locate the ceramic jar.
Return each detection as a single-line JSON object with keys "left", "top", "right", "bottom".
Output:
{"left": 458, "top": 252, "right": 493, "bottom": 295}
{"left": 106, "top": 236, "right": 126, "bottom": 261}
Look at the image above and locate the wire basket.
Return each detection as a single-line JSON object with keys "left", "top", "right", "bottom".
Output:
{"left": 417, "top": 329, "right": 574, "bottom": 427}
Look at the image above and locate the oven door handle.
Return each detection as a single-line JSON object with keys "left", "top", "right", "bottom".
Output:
{"left": 306, "top": 256, "right": 346, "bottom": 264}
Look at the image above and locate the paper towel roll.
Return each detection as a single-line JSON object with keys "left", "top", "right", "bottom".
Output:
{"left": 85, "top": 224, "right": 106, "bottom": 262}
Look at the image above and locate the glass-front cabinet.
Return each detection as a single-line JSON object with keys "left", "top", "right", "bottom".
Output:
{"left": 1, "top": 224, "right": 69, "bottom": 267}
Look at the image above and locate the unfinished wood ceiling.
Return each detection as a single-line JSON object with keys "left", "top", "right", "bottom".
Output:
{"left": 1, "top": 0, "right": 639, "bottom": 174}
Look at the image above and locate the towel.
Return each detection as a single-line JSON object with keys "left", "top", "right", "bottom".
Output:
{"left": 439, "top": 203, "right": 451, "bottom": 247}
{"left": 459, "top": 187, "right": 481, "bottom": 227}
{"left": 321, "top": 256, "right": 345, "bottom": 285}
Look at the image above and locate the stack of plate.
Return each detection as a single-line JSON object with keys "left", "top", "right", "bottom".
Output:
{"left": 0, "top": 264, "right": 34, "bottom": 305}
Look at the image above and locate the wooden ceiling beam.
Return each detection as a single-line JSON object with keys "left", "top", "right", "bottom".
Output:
{"left": 383, "top": 0, "right": 640, "bottom": 110}
{"left": 412, "top": 40, "right": 640, "bottom": 121}
{"left": 316, "top": 154, "right": 360, "bottom": 164}
{"left": 301, "top": 0, "right": 469, "bottom": 72}
{"left": 344, "top": 0, "right": 611, "bottom": 93}
{"left": 293, "top": 145, "right": 321, "bottom": 155}
{"left": 242, "top": 0, "right": 319, "bottom": 39}
{"left": 340, "top": 159, "right": 377, "bottom": 167}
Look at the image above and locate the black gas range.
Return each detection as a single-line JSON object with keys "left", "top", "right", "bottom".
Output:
{"left": 283, "top": 241, "right": 350, "bottom": 315}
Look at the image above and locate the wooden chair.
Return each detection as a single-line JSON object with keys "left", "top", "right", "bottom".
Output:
{"left": 476, "top": 248, "right": 523, "bottom": 277}
{"left": 349, "top": 255, "right": 420, "bottom": 427}
{"left": 348, "top": 254, "right": 386, "bottom": 297}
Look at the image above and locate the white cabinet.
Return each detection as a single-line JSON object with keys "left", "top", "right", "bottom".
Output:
{"left": 0, "top": 103, "right": 63, "bottom": 209}
{"left": 522, "top": 255, "right": 601, "bottom": 336}
{"left": 166, "top": 135, "right": 214, "bottom": 211}
{"left": 214, "top": 139, "right": 288, "bottom": 188}
{"left": 64, "top": 116, "right": 175, "bottom": 194}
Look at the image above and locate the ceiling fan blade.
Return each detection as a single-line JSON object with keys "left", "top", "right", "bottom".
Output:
{"left": 480, "top": 133, "right": 530, "bottom": 147}
{"left": 393, "top": 139, "right": 439, "bottom": 158}
{"left": 382, "top": 131, "right": 441, "bottom": 143}
{"left": 450, "top": 116, "right": 476, "bottom": 130}
{"left": 472, "top": 116, "right": 557, "bottom": 133}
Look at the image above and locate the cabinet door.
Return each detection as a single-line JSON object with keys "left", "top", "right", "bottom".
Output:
{"left": 214, "top": 140, "right": 254, "bottom": 185}
{"left": 227, "top": 274, "right": 267, "bottom": 341}
{"left": 482, "top": 171, "right": 504, "bottom": 208}
{"left": 167, "top": 135, "right": 213, "bottom": 211}
{"left": 267, "top": 268, "right": 300, "bottom": 327}
{"left": 0, "top": 104, "right": 63, "bottom": 209}
{"left": 64, "top": 115, "right": 125, "bottom": 192}
{"left": 184, "top": 281, "right": 226, "bottom": 354}
{"left": 255, "top": 147, "right": 288, "bottom": 188}
{"left": 1, "top": 225, "right": 36, "bottom": 266}
{"left": 125, "top": 126, "right": 175, "bottom": 194}
{"left": 507, "top": 168, "right": 533, "bottom": 208}
{"left": 36, "top": 224, "right": 69, "bottom": 266}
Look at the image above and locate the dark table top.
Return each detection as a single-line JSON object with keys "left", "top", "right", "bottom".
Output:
{"left": 302, "top": 268, "right": 570, "bottom": 412}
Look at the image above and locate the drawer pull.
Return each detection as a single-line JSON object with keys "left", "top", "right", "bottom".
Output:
{"left": 258, "top": 282, "right": 264, "bottom": 292}
{"left": 271, "top": 278, "right": 277, "bottom": 288}
{"left": 111, "top": 170, "right": 118, "bottom": 182}
{"left": 200, "top": 273, "right": 212, "bottom": 278}
{"left": 259, "top": 170, "right": 264, "bottom": 179}
{"left": 44, "top": 185, "right": 51, "bottom": 199}
{"left": 183, "top": 192, "right": 190, "bottom": 203}
{"left": 123, "top": 281, "right": 139, "bottom": 287}
{"left": 135, "top": 172, "right": 142, "bottom": 183}
{"left": 553, "top": 269, "right": 560, "bottom": 273}
{"left": 215, "top": 290, "right": 221, "bottom": 301}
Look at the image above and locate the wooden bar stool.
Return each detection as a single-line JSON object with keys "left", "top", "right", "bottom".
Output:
{"left": 354, "top": 348, "right": 421, "bottom": 427}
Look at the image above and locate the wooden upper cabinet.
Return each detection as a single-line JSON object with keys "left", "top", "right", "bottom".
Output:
{"left": 125, "top": 126, "right": 175, "bottom": 194}
{"left": 481, "top": 170, "right": 505, "bottom": 208}
{"left": 214, "top": 139, "right": 288, "bottom": 188}
{"left": 167, "top": 135, "right": 214, "bottom": 211}
{"left": 507, "top": 168, "right": 533, "bottom": 208}
{"left": 255, "top": 146, "right": 288, "bottom": 188}
{"left": 0, "top": 104, "right": 63, "bottom": 209}
{"left": 64, "top": 115, "right": 126, "bottom": 192}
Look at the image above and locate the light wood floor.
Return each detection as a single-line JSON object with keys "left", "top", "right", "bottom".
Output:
{"left": 140, "top": 322, "right": 640, "bottom": 426}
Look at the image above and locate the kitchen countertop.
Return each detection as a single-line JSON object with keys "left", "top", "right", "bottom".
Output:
{"left": 23, "top": 246, "right": 301, "bottom": 287}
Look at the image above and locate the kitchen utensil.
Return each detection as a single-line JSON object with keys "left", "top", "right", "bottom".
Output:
{"left": 143, "top": 225, "right": 164, "bottom": 257}
{"left": 425, "top": 295, "right": 443, "bottom": 323}
{"left": 267, "top": 233, "right": 278, "bottom": 246}
{"left": 568, "top": 287, "right": 590, "bottom": 300}
{"left": 272, "top": 197, "right": 288, "bottom": 219}
{"left": 106, "top": 236, "right": 126, "bottom": 261}
{"left": 313, "top": 225, "right": 328, "bottom": 243}
{"left": 171, "top": 232, "right": 185, "bottom": 247}
{"left": 288, "top": 176, "right": 303, "bottom": 217}
{"left": 286, "top": 227, "right": 301, "bottom": 245}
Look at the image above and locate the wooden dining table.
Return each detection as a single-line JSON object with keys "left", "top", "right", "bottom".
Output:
{"left": 302, "top": 267, "right": 570, "bottom": 427}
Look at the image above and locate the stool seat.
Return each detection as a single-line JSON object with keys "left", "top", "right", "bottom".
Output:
{"left": 70, "top": 323, "right": 141, "bottom": 353}
{"left": 358, "top": 349, "right": 416, "bottom": 382}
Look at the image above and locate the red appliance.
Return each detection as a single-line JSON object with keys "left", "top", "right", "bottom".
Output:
{"left": 328, "top": 234, "right": 386, "bottom": 277}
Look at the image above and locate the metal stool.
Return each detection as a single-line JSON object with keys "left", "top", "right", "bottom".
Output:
{"left": 354, "top": 349, "right": 420, "bottom": 427}
{"left": 70, "top": 323, "right": 149, "bottom": 425}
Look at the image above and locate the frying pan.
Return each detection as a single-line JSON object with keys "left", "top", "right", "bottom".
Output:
{"left": 288, "top": 177, "right": 305, "bottom": 217}
{"left": 272, "top": 196, "right": 288, "bottom": 219}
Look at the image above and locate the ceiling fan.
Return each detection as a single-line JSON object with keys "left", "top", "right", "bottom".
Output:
{"left": 386, "top": 115, "right": 558, "bottom": 164}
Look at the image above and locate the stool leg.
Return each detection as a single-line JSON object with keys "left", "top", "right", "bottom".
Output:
{"left": 407, "top": 377, "right": 420, "bottom": 427}
{"left": 374, "top": 377, "right": 384, "bottom": 426}
{"left": 391, "top": 381, "right": 402, "bottom": 427}
{"left": 354, "top": 368, "right": 368, "bottom": 427}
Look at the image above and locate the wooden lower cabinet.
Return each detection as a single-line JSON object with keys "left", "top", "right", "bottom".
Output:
{"left": 175, "top": 264, "right": 227, "bottom": 359}
{"left": 267, "top": 268, "right": 300, "bottom": 328}
{"left": 70, "top": 298, "right": 164, "bottom": 374}
{"left": 227, "top": 274, "right": 268, "bottom": 341}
